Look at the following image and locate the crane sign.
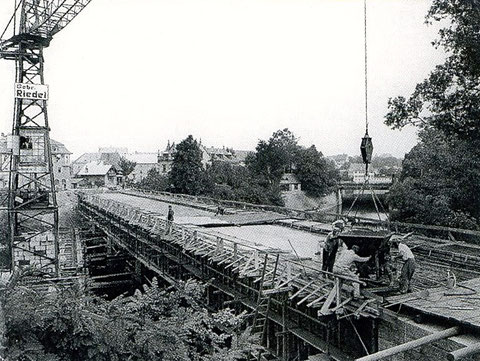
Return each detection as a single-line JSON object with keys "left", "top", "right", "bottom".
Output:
{"left": 0, "top": 1, "right": 92, "bottom": 275}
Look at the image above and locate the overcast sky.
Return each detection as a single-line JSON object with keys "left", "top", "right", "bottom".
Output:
{"left": 0, "top": 0, "right": 444, "bottom": 160}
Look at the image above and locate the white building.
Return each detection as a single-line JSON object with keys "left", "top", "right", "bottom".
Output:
{"left": 124, "top": 152, "right": 159, "bottom": 182}
{"left": 51, "top": 139, "right": 73, "bottom": 190}
{"left": 280, "top": 173, "right": 302, "bottom": 192}
{"left": 75, "top": 161, "right": 123, "bottom": 188}
{"left": 348, "top": 163, "right": 392, "bottom": 184}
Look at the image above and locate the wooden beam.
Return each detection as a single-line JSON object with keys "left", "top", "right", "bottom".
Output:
{"left": 355, "top": 327, "right": 461, "bottom": 361}
{"left": 448, "top": 343, "right": 480, "bottom": 361}
{"left": 289, "top": 281, "right": 313, "bottom": 300}
{"left": 318, "top": 285, "right": 337, "bottom": 316}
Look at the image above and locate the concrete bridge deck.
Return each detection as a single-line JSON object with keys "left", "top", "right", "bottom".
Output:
{"left": 77, "top": 190, "right": 480, "bottom": 360}
{"left": 93, "top": 190, "right": 480, "bottom": 291}
{"left": 386, "top": 278, "right": 480, "bottom": 332}
{"left": 78, "top": 190, "right": 382, "bottom": 360}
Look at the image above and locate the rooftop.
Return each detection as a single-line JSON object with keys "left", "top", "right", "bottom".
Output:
{"left": 124, "top": 152, "right": 158, "bottom": 164}
{"left": 280, "top": 173, "right": 301, "bottom": 184}
{"left": 77, "top": 160, "right": 116, "bottom": 176}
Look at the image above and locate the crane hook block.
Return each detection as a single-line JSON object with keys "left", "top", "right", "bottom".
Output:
{"left": 360, "top": 133, "right": 373, "bottom": 165}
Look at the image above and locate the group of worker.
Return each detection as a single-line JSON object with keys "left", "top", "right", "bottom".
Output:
{"left": 318, "top": 220, "right": 416, "bottom": 295}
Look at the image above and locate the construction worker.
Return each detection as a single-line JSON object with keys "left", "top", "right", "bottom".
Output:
{"left": 391, "top": 235, "right": 415, "bottom": 294}
{"left": 333, "top": 245, "right": 370, "bottom": 297}
{"left": 321, "top": 220, "right": 344, "bottom": 273}
{"left": 165, "top": 205, "right": 174, "bottom": 235}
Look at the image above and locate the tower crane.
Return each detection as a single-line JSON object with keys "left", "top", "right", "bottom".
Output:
{"left": 0, "top": 1, "right": 92, "bottom": 275}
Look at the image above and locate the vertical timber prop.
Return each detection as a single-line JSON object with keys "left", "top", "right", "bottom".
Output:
{"left": 0, "top": 0, "right": 93, "bottom": 274}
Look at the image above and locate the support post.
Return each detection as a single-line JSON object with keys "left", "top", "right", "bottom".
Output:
{"left": 336, "top": 187, "right": 343, "bottom": 216}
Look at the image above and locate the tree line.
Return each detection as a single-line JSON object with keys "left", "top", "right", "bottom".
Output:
{"left": 136, "top": 129, "right": 339, "bottom": 206}
{"left": 385, "top": 0, "right": 480, "bottom": 231}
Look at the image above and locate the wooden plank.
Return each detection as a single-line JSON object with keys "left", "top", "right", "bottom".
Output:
{"left": 319, "top": 285, "right": 338, "bottom": 316}
{"left": 297, "top": 284, "right": 325, "bottom": 306}
{"left": 289, "top": 281, "right": 314, "bottom": 300}
{"left": 448, "top": 342, "right": 480, "bottom": 360}
{"left": 355, "top": 327, "right": 461, "bottom": 361}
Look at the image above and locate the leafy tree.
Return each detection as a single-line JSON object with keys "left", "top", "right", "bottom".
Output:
{"left": 118, "top": 157, "right": 136, "bottom": 177}
{"left": 385, "top": 0, "right": 480, "bottom": 142}
{"left": 384, "top": 1, "right": 480, "bottom": 229}
{"left": 137, "top": 168, "right": 169, "bottom": 192}
{"left": 295, "top": 146, "right": 339, "bottom": 197}
{"left": 137, "top": 130, "right": 336, "bottom": 206}
{"left": 203, "top": 161, "right": 284, "bottom": 206}
{"left": 3, "top": 272, "right": 257, "bottom": 361}
{"left": 169, "top": 135, "right": 205, "bottom": 195}
{"left": 245, "top": 129, "right": 339, "bottom": 202}
{"left": 387, "top": 129, "right": 480, "bottom": 230}
{"left": 246, "top": 129, "right": 299, "bottom": 185}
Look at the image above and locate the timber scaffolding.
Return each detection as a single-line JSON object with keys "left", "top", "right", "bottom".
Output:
{"left": 78, "top": 192, "right": 381, "bottom": 361}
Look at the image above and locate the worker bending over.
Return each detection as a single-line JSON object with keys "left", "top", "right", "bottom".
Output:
{"left": 321, "top": 220, "right": 344, "bottom": 273}
{"left": 392, "top": 235, "right": 415, "bottom": 294}
{"left": 333, "top": 245, "right": 370, "bottom": 297}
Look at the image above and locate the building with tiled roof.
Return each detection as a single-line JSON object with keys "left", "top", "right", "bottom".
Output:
{"left": 0, "top": 134, "right": 73, "bottom": 190}
{"left": 75, "top": 160, "right": 123, "bottom": 188}
{"left": 72, "top": 151, "right": 122, "bottom": 176}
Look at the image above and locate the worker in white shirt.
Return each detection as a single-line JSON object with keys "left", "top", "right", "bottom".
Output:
{"left": 392, "top": 236, "right": 416, "bottom": 294}
{"left": 333, "top": 245, "right": 370, "bottom": 297}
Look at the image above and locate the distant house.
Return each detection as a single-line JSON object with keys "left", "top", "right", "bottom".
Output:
{"left": 72, "top": 150, "right": 122, "bottom": 176}
{"left": 203, "top": 146, "right": 235, "bottom": 162}
{"left": 124, "top": 152, "right": 159, "bottom": 182}
{"left": 157, "top": 141, "right": 176, "bottom": 175}
{"left": 75, "top": 161, "right": 123, "bottom": 188}
{"left": 203, "top": 146, "right": 251, "bottom": 166}
{"left": 348, "top": 163, "right": 392, "bottom": 184}
{"left": 348, "top": 163, "right": 374, "bottom": 183}
{"left": 280, "top": 173, "right": 301, "bottom": 192}
{"left": 229, "top": 150, "right": 251, "bottom": 166}
{"left": 157, "top": 140, "right": 252, "bottom": 175}
{"left": 51, "top": 139, "right": 73, "bottom": 190}
{"left": 0, "top": 134, "right": 72, "bottom": 190}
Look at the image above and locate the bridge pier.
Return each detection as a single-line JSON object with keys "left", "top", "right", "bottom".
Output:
{"left": 336, "top": 187, "right": 343, "bottom": 216}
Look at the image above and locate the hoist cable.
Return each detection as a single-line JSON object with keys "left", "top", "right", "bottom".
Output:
{"left": 364, "top": 0, "right": 368, "bottom": 134}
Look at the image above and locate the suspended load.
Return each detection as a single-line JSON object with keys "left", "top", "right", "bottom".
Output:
{"left": 360, "top": 131, "right": 373, "bottom": 166}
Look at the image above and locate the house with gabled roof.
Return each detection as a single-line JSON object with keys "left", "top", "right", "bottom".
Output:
{"left": 74, "top": 160, "right": 123, "bottom": 188}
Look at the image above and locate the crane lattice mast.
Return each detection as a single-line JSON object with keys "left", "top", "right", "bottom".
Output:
{"left": 0, "top": 0, "right": 92, "bottom": 275}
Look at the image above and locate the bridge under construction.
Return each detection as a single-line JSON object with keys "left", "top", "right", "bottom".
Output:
{"left": 75, "top": 189, "right": 480, "bottom": 361}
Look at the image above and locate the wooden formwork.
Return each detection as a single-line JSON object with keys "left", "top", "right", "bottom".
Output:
{"left": 78, "top": 192, "right": 381, "bottom": 360}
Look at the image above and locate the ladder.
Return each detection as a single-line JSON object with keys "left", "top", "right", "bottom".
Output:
{"left": 249, "top": 253, "right": 280, "bottom": 361}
